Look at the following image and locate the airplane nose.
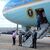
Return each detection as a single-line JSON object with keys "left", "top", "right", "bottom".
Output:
{"left": 3, "top": 0, "right": 37, "bottom": 26}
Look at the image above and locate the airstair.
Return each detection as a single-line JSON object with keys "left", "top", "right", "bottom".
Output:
{"left": 22, "top": 23, "right": 49, "bottom": 47}
{"left": 37, "top": 23, "right": 49, "bottom": 39}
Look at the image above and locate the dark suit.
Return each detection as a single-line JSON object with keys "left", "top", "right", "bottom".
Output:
{"left": 37, "top": 15, "right": 41, "bottom": 30}
{"left": 32, "top": 31, "right": 37, "bottom": 48}
{"left": 19, "top": 32, "right": 22, "bottom": 46}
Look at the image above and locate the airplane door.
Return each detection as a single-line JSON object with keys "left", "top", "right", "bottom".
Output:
{"left": 35, "top": 8, "right": 48, "bottom": 24}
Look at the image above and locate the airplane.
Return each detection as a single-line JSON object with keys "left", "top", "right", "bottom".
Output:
{"left": 3, "top": 0, "right": 50, "bottom": 30}
{"left": 2, "top": 0, "right": 50, "bottom": 46}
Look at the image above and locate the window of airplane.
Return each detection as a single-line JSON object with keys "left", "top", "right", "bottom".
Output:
{"left": 27, "top": 8, "right": 33, "bottom": 17}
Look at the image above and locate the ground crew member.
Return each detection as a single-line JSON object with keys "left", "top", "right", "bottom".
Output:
{"left": 19, "top": 30, "right": 22, "bottom": 46}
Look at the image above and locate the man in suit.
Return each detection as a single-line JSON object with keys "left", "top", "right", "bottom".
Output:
{"left": 32, "top": 30, "right": 37, "bottom": 48}
{"left": 37, "top": 15, "right": 41, "bottom": 30}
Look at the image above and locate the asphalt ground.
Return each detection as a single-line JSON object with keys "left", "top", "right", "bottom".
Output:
{"left": 0, "top": 34, "right": 50, "bottom": 50}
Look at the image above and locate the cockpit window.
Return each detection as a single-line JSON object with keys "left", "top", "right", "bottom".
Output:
{"left": 4, "top": 0, "right": 33, "bottom": 11}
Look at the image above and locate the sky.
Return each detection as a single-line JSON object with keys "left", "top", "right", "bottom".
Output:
{"left": 0, "top": 0, "right": 22, "bottom": 28}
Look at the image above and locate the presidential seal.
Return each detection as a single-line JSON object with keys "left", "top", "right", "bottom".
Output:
{"left": 27, "top": 8, "right": 33, "bottom": 17}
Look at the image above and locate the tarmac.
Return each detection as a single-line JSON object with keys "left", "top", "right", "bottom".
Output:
{"left": 0, "top": 34, "right": 50, "bottom": 50}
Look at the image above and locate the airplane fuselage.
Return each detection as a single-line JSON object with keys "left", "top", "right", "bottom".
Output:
{"left": 3, "top": 1, "right": 50, "bottom": 27}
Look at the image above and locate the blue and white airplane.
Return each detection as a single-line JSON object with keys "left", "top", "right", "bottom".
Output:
{"left": 3, "top": 0, "right": 50, "bottom": 28}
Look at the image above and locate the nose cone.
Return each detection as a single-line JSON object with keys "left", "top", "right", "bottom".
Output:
{"left": 3, "top": 1, "right": 17, "bottom": 24}
{"left": 3, "top": 0, "right": 21, "bottom": 23}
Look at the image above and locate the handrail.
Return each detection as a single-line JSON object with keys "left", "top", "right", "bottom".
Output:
{"left": 22, "top": 31, "right": 31, "bottom": 42}
{"left": 37, "top": 23, "right": 49, "bottom": 39}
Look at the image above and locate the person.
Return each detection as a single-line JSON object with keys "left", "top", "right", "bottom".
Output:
{"left": 32, "top": 30, "right": 37, "bottom": 48}
{"left": 19, "top": 30, "right": 22, "bottom": 46}
{"left": 37, "top": 15, "right": 41, "bottom": 30}
{"left": 12, "top": 30, "right": 16, "bottom": 45}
